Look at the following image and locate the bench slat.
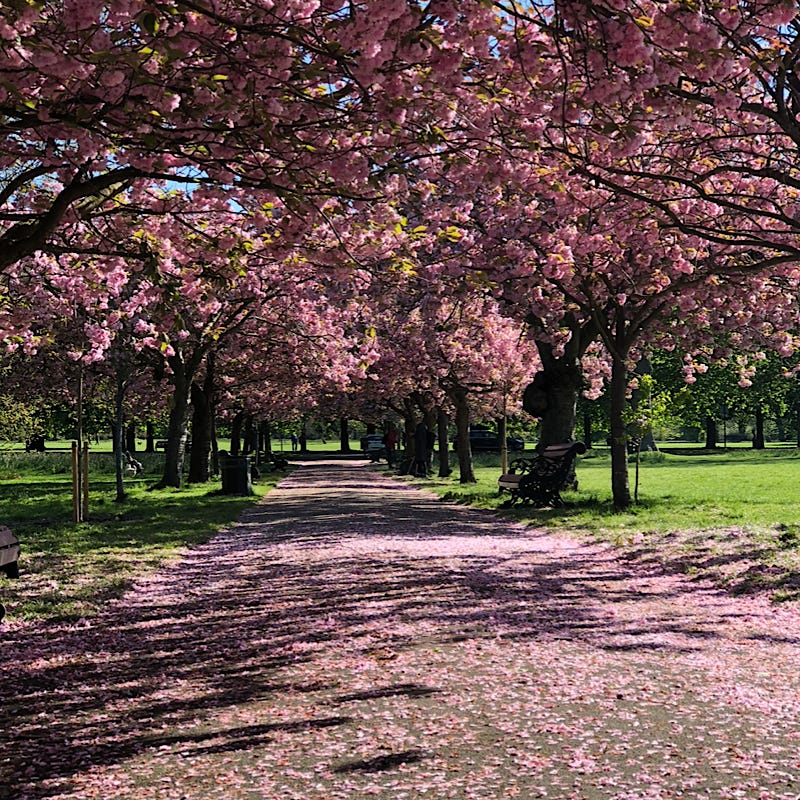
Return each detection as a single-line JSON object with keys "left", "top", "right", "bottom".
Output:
{"left": 540, "top": 445, "right": 574, "bottom": 455}
{"left": 498, "top": 474, "right": 521, "bottom": 490}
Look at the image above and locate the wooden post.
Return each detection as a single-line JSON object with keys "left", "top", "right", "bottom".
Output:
{"left": 75, "top": 366, "right": 84, "bottom": 522}
{"left": 500, "top": 389, "right": 509, "bottom": 476}
{"left": 82, "top": 442, "right": 90, "bottom": 521}
{"left": 71, "top": 442, "right": 81, "bottom": 523}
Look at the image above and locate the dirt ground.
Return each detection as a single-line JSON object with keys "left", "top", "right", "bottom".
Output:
{"left": 2, "top": 459, "right": 800, "bottom": 800}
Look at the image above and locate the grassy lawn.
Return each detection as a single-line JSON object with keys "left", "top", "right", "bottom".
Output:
{"left": 0, "top": 438, "right": 354, "bottom": 624}
{"left": 417, "top": 446, "right": 800, "bottom": 602}
{"left": 0, "top": 450, "right": 285, "bottom": 624}
{"left": 8, "top": 441, "right": 800, "bottom": 624}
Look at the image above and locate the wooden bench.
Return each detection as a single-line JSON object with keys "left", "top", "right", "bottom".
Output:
{"left": 0, "top": 525, "right": 20, "bottom": 623}
{"left": 498, "top": 441, "right": 587, "bottom": 507}
{"left": 0, "top": 525, "right": 19, "bottom": 580}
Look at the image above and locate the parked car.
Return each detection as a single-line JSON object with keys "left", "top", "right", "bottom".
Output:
{"left": 360, "top": 434, "right": 387, "bottom": 461}
{"left": 454, "top": 430, "right": 525, "bottom": 452}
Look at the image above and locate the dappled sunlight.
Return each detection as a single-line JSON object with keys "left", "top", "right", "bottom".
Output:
{"left": 3, "top": 461, "right": 800, "bottom": 798}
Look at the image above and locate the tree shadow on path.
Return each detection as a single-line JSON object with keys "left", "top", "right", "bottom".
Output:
{"left": 0, "top": 460, "right": 796, "bottom": 799}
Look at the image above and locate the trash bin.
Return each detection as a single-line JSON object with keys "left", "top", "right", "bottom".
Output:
{"left": 221, "top": 456, "right": 253, "bottom": 496}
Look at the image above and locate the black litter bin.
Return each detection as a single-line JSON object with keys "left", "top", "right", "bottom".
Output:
{"left": 221, "top": 455, "right": 253, "bottom": 495}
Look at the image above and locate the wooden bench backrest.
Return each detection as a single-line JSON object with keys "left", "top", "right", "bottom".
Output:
{"left": 539, "top": 442, "right": 587, "bottom": 460}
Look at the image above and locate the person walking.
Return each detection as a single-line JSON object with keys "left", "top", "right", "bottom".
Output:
{"left": 382, "top": 426, "right": 399, "bottom": 469}
{"left": 411, "top": 422, "right": 430, "bottom": 477}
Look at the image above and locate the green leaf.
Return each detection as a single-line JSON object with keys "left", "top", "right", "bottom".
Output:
{"left": 141, "top": 12, "right": 159, "bottom": 36}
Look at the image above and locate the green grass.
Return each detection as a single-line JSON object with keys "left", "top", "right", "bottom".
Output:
{"left": 415, "top": 447, "right": 800, "bottom": 603}
{"left": 10, "top": 442, "right": 800, "bottom": 623}
{"left": 567, "top": 447, "right": 800, "bottom": 528}
{"left": 272, "top": 438, "right": 369, "bottom": 454}
{"left": 0, "top": 456, "right": 284, "bottom": 623}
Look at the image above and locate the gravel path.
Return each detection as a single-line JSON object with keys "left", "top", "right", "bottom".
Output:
{"left": 2, "top": 459, "right": 800, "bottom": 800}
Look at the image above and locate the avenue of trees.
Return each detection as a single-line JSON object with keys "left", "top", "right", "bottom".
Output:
{"left": 5, "top": 1, "right": 800, "bottom": 509}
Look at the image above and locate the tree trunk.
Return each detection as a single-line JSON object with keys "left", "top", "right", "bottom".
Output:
{"left": 126, "top": 424, "right": 136, "bottom": 453}
{"left": 211, "top": 412, "right": 220, "bottom": 475}
{"left": 261, "top": 420, "right": 272, "bottom": 455}
{"left": 340, "top": 418, "right": 351, "bottom": 452}
{"left": 189, "top": 354, "right": 216, "bottom": 483}
{"left": 437, "top": 408, "right": 452, "bottom": 478}
{"left": 609, "top": 355, "right": 632, "bottom": 510}
{"left": 753, "top": 408, "right": 766, "bottom": 449}
{"left": 299, "top": 419, "right": 308, "bottom": 453}
{"left": 632, "top": 355, "right": 657, "bottom": 452}
{"left": 582, "top": 408, "right": 592, "bottom": 449}
{"left": 398, "top": 398, "right": 416, "bottom": 474}
{"left": 640, "top": 431, "right": 658, "bottom": 451}
{"left": 704, "top": 416, "right": 718, "bottom": 449}
{"left": 424, "top": 406, "right": 437, "bottom": 472}
{"left": 188, "top": 381, "right": 212, "bottom": 483}
{"left": 451, "top": 386, "right": 475, "bottom": 484}
{"left": 525, "top": 345, "right": 584, "bottom": 446}
{"left": 145, "top": 421, "right": 155, "bottom": 453}
{"left": 113, "top": 369, "right": 126, "bottom": 503}
{"left": 523, "top": 318, "right": 599, "bottom": 446}
{"left": 112, "top": 422, "right": 125, "bottom": 502}
{"left": 229, "top": 412, "right": 244, "bottom": 456}
{"left": 154, "top": 353, "right": 193, "bottom": 489}
{"left": 776, "top": 415, "right": 786, "bottom": 443}
{"left": 243, "top": 415, "right": 256, "bottom": 455}
{"left": 249, "top": 417, "right": 259, "bottom": 454}
{"left": 796, "top": 404, "right": 800, "bottom": 448}
{"left": 160, "top": 398, "right": 190, "bottom": 488}
{"left": 75, "top": 367, "right": 85, "bottom": 521}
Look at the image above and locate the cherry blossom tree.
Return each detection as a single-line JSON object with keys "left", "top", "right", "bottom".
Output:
{"left": 348, "top": 233, "right": 539, "bottom": 481}
{"left": 12, "top": 0, "right": 800, "bottom": 514}
{"left": 378, "top": 4, "right": 800, "bottom": 505}
{"left": 0, "top": 0, "right": 503, "bottom": 282}
{"left": 487, "top": 2, "right": 800, "bottom": 285}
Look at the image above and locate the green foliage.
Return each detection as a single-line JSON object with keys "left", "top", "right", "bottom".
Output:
{"left": 651, "top": 348, "right": 799, "bottom": 428}
{"left": 471, "top": 415, "right": 539, "bottom": 442}
{"left": 626, "top": 374, "right": 677, "bottom": 446}
{"left": 577, "top": 393, "right": 611, "bottom": 442}
{"left": 44, "top": 400, "right": 114, "bottom": 440}
{"left": 0, "top": 396, "right": 39, "bottom": 443}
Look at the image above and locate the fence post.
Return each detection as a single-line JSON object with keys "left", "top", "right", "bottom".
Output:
{"left": 71, "top": 442, "right": 81, "bottom": 523}
{"left": 82, "top": 442, "right": 90, "bottom": 521}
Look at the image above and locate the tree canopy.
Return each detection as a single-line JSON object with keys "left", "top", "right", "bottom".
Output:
{"left": 5, "top": 1, "right": 800, "bottom": 506}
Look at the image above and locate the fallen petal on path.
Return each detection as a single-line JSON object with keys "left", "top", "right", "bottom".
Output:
{"left": 3, "top": 460, "right": 800, "bottom": 799}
